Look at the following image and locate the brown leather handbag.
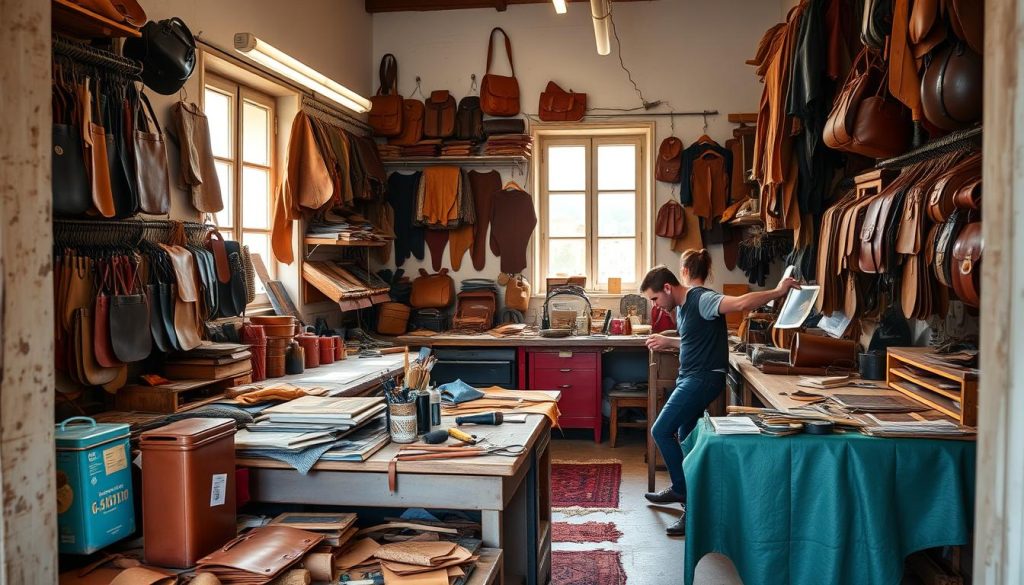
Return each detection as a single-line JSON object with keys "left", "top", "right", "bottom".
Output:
{"left": 377, "top": 302, "right": 412, "bottom": 335}
{"left": 789, "top": 334, "right": 856, "bottom": 368}
{"left": 928, "top": 152, "right": 981, "bottom": 222}
{"left": 369, "top": 54, "right": 403, "bottom": 137}
{"left": 921, "top": 42, "right": 983, "bottom": 132}
{"left": 849, "top": 70, "right": 912, "bottom": 158}
{"left": 504, "top": 274, "right": 531, "bottom": 313}
{"left": 410, "top": 268, "right": 455, "bottom": 309}
{"left": 133, "top": 90, "right": 171, "bottom": 214}
{"left": 655, "top": 200, "right": 685, "bottom": 238}
{"left": 656, "top": 137, "right": 683, "bottom": 182}
{"left": 538, "top": 81, "right": 586, "bottom": 122}
{"left": 951, "top": 221, "right": 982, "bottom": 307}
{"left": 824, "top": 49, "right": 881, "bottom": 152}
{"left": 455, "top": 96, "right": 484, "bottom": 141}
{"left": 388, "top": 99, "right": 424, "bottom": 146}
{"left": 424, "top": 90, "right": 456, "bottom": 138}
{"left": 480, "top": 28, "right": 520, "bottom": 117}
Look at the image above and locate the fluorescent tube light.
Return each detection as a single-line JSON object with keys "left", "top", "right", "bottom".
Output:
{"left": 590, "top": 0, "right": 611, "bottom": 55}
{"left": 234, "top": 33, "right": 372, "bottom": 114}
{"left": 553, "top": 0, "right": 567, "bottom": 14}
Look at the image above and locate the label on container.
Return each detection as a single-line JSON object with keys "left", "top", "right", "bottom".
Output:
{"left": 210, "top": 473, "right": 228, "bottom": 507}
{"left": 102, "top": 445, "right": 127, "bottom": 475}
{"left": 559, "top": 351, "right": 573, "bottom": 358}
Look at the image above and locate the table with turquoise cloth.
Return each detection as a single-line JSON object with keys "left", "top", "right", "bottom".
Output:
{"left": 682, "top": 420, "right": 976, "bottom": 585}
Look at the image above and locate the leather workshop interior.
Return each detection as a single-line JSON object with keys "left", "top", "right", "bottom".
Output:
{"left": 9, "top": 0, "right": 996, "bottom": 584}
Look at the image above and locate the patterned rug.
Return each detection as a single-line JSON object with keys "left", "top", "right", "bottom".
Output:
{"left": 552, "top": 521, "right": 622, "bottom": 543}
{"left": 552, "top": 459, "right": 621, "bottom": 514}
{"left": 552, "top": 550, "right": 627, "bottom": 585}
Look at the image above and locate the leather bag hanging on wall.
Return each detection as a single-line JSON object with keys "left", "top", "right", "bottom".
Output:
{"left": 504, "top": 275, "right": 531, "bottom": 313}
{"left": 921, "top": 42, "right": 983, "bottom": 132}
{"left": 424, "top": 90, "right": 456, "bottom": 138}
{"left": 133, "top": 90, "right": 171, "bottom": 214}
{"left": 369, "top": 54, "right": 403, "bottom": 137}
{"left": 410, "top": 268, "right": 455, "bottom": 309}
{"left": 123, "top": 17, "right": 196, "bottom": 96}
{"left": 656, "top": 137, "right": 683, "bottom": 182}
{"left": 823, "top": 49, "right": 881, "bottom": 152}
{"left": 538, "top": 81, "right": 586, "bottom": 122}
{"left": 109, "top": 256, "right": 152, "bottom": 363}
{"left": 849, "top": 69, "right": 912, "bottom": 158}
{"left": 951, "top": 221, "right": 982, "bottom": 307}
{"left": 480, "top": 28, "right": 520, "bottom": 117}
{"left": 52, "top": 75, "right": 91, "bottom": 216}
{"left": 388, "top": 99, "right": 425, "bottom": 146}
{"left": 455, "top": 96, "right": 484, "bottom": 141}
{"left": 655, "top": 200, "right": 685, "bottom": 238}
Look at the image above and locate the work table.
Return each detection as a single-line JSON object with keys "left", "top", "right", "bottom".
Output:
{"left": 395, "top": 333, "right": 650, "bottom": 348}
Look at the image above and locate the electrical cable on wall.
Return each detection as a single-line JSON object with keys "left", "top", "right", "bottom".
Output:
{"left": 588, "top": 0, "right": 664, "bottom": 113}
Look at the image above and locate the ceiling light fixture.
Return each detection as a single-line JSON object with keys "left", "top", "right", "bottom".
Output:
{"left": 590, "top": 0, "right": 611, "bottom": 55}
{"left": 234, "top": 33, "right": 372, "bottom": 114}
{"left": 552, "top": 0, "right": 567, "bottom": 14}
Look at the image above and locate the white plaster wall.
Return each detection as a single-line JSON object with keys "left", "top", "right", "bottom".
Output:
{"left": 370, "top": 0, "right": 785, "bottom": 316}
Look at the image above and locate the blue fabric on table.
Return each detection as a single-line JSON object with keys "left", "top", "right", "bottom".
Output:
{"left": 439, "top": 379, "right": 485, "bottom": 404}
{"left": 236, "top": 438, "right": 347, "bottom": 475}
{"left": 682, "top": 420, "right": 976, "bottom": 585}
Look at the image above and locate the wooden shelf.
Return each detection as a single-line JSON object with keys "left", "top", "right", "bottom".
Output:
{"left": 886, "top": 347, "right": 978, "bottom": 426}
{"left": 304, "top": 237, "right": 389, "bottom": 248}
{"left": 381, "top": 155, "right": 528, "bottom": 168}
{"left": 890, "top": 380, "right": 961, "bottom": 421}
{"left": 890, "top": 367, "right": 962, "bottom": 401}
{"left": 465, "top": 548, "right": 503, "bottom": 585}
{"left": 53, "top": 0, "right": 142, "bottom": 38}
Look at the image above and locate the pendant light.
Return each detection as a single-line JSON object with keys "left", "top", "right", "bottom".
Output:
{"left": 552, "top": 0, "right": 567, "bottom": 14}
{"left": 590, "top": 0, "right": 611, "bottom": 55}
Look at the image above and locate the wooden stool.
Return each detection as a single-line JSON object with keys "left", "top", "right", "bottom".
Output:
{"left": 609, "top": 390, "right": 648, "bottom": 448}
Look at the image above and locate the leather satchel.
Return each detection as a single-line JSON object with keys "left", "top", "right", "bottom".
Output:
{"left": 849, "top": 71, "right": 912, "bottom": 158}
{"left": 369, "top": 54, "right": 403, "bottom": 137}
{"left": 480, "top": 28, "right": 520, "bottom": 117}
{"left": 453, "top": 290, "right": 497, "bottom": 332}
{"left": 951, "top": 221, "right": 982, "bottom": 307}
{"left": 196, "top": 526, "right": 323, "bottom": 584}
{"left": 538, "top": 81, "right": 586, "bottom": 122}
{"left": 388, "top": 99, "right": 425, "bottom": 146}
{"left": 790, "top": 333, "right": 856, "bottom": 368}
{"left": 824, "top": 49, "right": 882, "bottom": 152}
{"left": 410, "top": 268, "right": 455, "bottom": 309}
{"left": 655, "top": 200, "right": 685, "bottom": 238}
{"left": 656, "top": 137, "right": 683, "bottom": 183}
{"left": 424, "top": 90, "right": 456, "bottom": 138}
{"left": 455, "top": 96, "right": 484, "bottom": 141}
{"left": 133, "top": 90, "right": 171, "bottom": 214}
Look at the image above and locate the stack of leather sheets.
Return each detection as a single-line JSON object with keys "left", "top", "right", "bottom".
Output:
{"left": 402, "top": 140, "right": 443, "bottom": 157}
{"left": 441, "top": 140, "right": 476, "bottom": 157}
{"left": 338, "top": 537, "right": 479, "bottom": 585}
{"left": 482, "top": 133, "right": 532, "bottom": 158}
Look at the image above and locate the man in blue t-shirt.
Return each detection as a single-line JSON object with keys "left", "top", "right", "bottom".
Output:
{"left": 640, "top": 249, "right": 799, "bottom": 536}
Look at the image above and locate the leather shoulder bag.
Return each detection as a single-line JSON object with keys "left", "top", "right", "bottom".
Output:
{"left": 538, "top": 81, "right": 586, "bottom": 122}
{"left": 849, "top": 67, "right": 912, "bottom": 159}
{"left": 656, "top": 137, "right": 683, "bottom": 182}
{"left": 824, "top": 49, "right": 881, "bottom": 152}
{"left": 504, "top": 275, "right": 531, "bottom": 313}
{"left": 133, "top": 89, "right": 171, "bottom": 214}
{"left": 369, "top": 54, "right": 403, "bottom": 137}
{"left": 455, "top": 96, "right": 483, "bottom": 141}
{"left": 424, "top": 90, "right": 456, "bottom": 138}
{"left": 410, "top": 268, "right": 455, "bottom": 309}
{"left": 655, "top": 200, "right": 685, "bottom": 238}
{"left": 951, "top": 220, "right": 982, "bottom": 307}
{"left": 388, "top": 99, "right": 425, "bottom": 147}
{"left": 480, "top": 28, "right": 520, "bottom": 117}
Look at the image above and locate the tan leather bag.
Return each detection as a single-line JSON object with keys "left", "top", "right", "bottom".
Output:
{"left": 504, "top": 275, "right": 531, "bottom": 313}
{"left": 388, "top": 99, "right": 425, "bottom": 146}
{"left": 480, "top": 28, "right": 520, "bottom": 117}
{"left": 133, "top": 91, "right": 171, "bottom": 214}
{"left": 538, "top": 81, "right": 586, "bottom": 122}
{"left": 789, "top": 334, "right": 856, "bottom": 368}
{"left": 656, "top": 137, "right": 683, "bottom": 182}
{"left": 377, "top": 302, "right": 412, "bottom": 335}
{"left": 369, "top": 54, "right": 403, "bottom": 137}
{"left": 928, "top": 153, "right": 981, "bottom": 222}
{"left": 424, "top": 90, "right": 456, "bottom": 138}
{"left": 410, "top": 268, "right": 455, "bottom": 309}
{"left": 823, "top": 49, "right": 881, "bottom": 153}
{"left": 655, "top": 200, "right": 685, "bottom": 238}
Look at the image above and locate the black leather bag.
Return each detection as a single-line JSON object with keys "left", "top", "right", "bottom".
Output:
{"left": 109, "top": 257, "right": 151, "bottom": 363}
{"left": 52, "top": 124, "right": 91, "bottom": 216}
{"left": 216, "top": 241, "right": 249, "bottom": 318}
{"left": 482, "top": 118, "right": 525, "bottom": 136}
{"left": 102, "top": 89, "right": 139, "bottom": 217}
{"left": 146, "top": 283, "right": 172, "bottom": 353}
{"left": 456, "top": 96, "right": 484, "bottom": 141}
{"left": 124, "top": 17, "right": 196, "bottom": 95}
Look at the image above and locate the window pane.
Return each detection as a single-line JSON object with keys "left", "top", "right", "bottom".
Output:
{"left": 221, "top": 229, "right": 236, "bottom": 242}
{"left": 548, "top": 239, "right": 586, "bottom": 277}
{"left": 204, "top": 88, "right": 232, "bottom": 159}
{"left": 547, "top": 145, "right": 586, "bottom": 191}
{"left": 242, "top": 101, "right": 270, "bottom": 166}
{"left": 598, "top": 238, "right": 636, "bottom": 284}
{"left": 548, "top": 193, "right": 585, "bottom": 237}
{"left": 597, "top": 144, "right": 636, "bottom": 190}
{"left": 242, "top": 232, "right": 270, "bottom": 294}
{"left": 242, "top": 166, "right": 270, "bottom": 229}
{"left": 598, "top": 192, "right": 636, "bottom": 237}
{"left": 214, "top": 160, "right": 234, "bottom": 228}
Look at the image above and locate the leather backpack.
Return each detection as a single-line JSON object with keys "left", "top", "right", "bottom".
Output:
{"left": 656, "top": 137, "right": 683, "bottom": 182}
{"left": 455, "top": 96, "right": 484, "bottom": 141}
{"left": 538, "top": 81, "right": 586, "bottom": 122}
{"left": 951, "top": 221, "right": 982, "bottom": 307}
{"left": 921, "top": 42, "right": 983, "bottom": 132}
{"left": 410, "top": 268, "right": 455, "bottom": 309}
{"left": 388, "top": 99, "right": 425, "bottom": 146}
{"left": 424, "top": 90, "right": 456, "bottom": 138}
{"left": 123, "top": 16, "right": 195, "bottom": 95}
{"left": 655, "top": 200, "right": 685, "bottom": 238}
{"left": 369, "top": 54, "right": 403, "bottom": 137}
{"left": 480, "top": 28, "right": 520, "bottom": 117}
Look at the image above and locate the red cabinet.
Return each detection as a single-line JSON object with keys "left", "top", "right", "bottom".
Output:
{"left": 526, "top": 349, "right": 602, "bottom": 443}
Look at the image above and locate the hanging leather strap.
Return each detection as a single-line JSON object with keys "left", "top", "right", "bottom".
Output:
{"left": 378, "top": 54, "right": 398, "bottom": 96}
{"left": 889, "top": 0, "right": 923, "bottom": 121}
{"left": 485, "top": 27, "right": 515, "bottom": 76}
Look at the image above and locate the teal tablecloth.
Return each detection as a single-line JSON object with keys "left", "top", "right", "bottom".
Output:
{"left": 682, "top": 421, "right": 975, "bottom": 585}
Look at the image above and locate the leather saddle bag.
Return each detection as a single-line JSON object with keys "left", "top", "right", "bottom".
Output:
{"left": 410, "top": 268, "right": 455, "bottom": 309}
{"left": 369, "top": 54, "right": 403, "bottom": 137}
{"left": 655, "top": 200, "right": 685, "bottom": 238}
{"left": 656, "top": 137, "right": 683, "bottom": 183}
{"left": 455, "top": 96, "right": 484, "bottom": 141}
{"left": 953, "top": 177, "right": 981, "bottom": 211}
{"left": 921, "top": 42, "right": 983, "bottom": 131}
{"left": 927, "top": 152, "right": 981, "bottom": 222}
{"left": 480, "top": 28, "right": 520, "bottom": 117}
{"left": 951, "top": 221, "right": 982, "bottom": 307}
{"left": 538, "top": 81, "right": 586, "bottom": 122}
{"left": 133, "top": 90, "right": 171, "bottom": 214}
{"left": 790, "top": 333, "right": 857, "bottom": 368}
{"left": 424, "top": 90, "right": 456, "bottom": 138}
{"left": 388, "top": 99, "right": 425, "bottom": 146}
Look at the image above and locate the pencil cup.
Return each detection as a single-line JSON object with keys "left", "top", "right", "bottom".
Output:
{"left": 389, "top": 402, "right": 418, "bottom": 444}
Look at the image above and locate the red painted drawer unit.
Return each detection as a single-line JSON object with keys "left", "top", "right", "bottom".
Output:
{"left": 526, "top": 349, "right": 602, "bottom": 443}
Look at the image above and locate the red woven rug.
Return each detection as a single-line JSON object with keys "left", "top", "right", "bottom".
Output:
{"left": 552, "top": 550, "right": 627, "bottom": 585}
{"left": 552, "top": 461, "right": 621, "bottom": 512}
{"left": 552, "top": 521, "right": 622, "bottom": 543}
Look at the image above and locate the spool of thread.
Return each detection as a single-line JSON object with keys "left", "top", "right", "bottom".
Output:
{"left": 319, "top": 336, "right": 335, "bottom": 365}
{"left": 415, "top": 391, "right": 431, "bottom": 434}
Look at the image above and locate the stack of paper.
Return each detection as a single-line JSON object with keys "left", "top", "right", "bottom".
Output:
{"left": 709, "top": 416, "right": 761, "bottom": 435}
{"left": 860, "top": 418, "right": 976, "bottom": 439}
{"left": 258, "top": 396, "right": 386, "bottom": 429}
{"left": 270, "top": 512, "right": 358, "bottom": 548}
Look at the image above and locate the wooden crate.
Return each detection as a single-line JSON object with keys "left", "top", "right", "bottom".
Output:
{"left": 886, "top": 347, "right": 978, "bottom": 426}
{"left": 115, "top": 373, "right": 252, "bottom": 414}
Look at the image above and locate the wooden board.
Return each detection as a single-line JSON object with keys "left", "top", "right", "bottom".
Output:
{"left": 53, "top": 0, "right": 141, "bottom": 38}
{"left": 466, "top": 548, "right": 503, "bottom": 585}
{"left": 115, "top": 373, "right": 253, "bottom": 413}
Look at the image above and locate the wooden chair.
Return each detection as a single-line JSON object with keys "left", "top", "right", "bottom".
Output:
{"left": 608, "top": 389, "right": 648, "bottom": 447}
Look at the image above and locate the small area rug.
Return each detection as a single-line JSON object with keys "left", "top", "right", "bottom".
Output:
{"left": 552, "top": 459, "right": 621, "bottom": 515}
{"left": 552, "top": 550, "right": 627, "bottom": 585}
{"left": 552, "top": 521, "right": 622, "bottom": 544}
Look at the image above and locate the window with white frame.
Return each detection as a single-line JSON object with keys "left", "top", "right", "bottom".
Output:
{"left": 538, "top": 133, "right": 647, "bottom": 292}
{"left": 203, "top": 73, "right": 277, "bottom": 300}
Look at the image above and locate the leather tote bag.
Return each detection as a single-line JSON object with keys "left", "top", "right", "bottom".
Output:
{"left": 455, "top": 96, "right": 483, "bottom": 141}
{"left": 388, "top": 99, "right": 425, "bottom": 146}
{"left": 369, "top": 54, "right": 403, "bottom": 137}
{"left": 848, "top": 68, "right": 912, "bottom": 158}
{"left": 538, "top": 81, "right": 586, "bottom": 122}
{"left": 134, "top": 90, "right": 171, "bottom": 214}
{"left": 824, "top": 49, "right": 881, "bottom": 152}
{"left": 109, "top": 256, "right": 152, "bottom": 363}
{"left": 424, "top": 90, "right": 456, "bottom": 138}
{"left": 410, "top": 268, "right": 455, "bottom": 309}
{"left": 655, "top": 137, "right": 683, "bottom": 182}
{"left": 52, "top": 76, "right": 91, "bottom": 216}
{"left": 504, "top": 275, "right": 531, "bottom": 313}
{"left": 480, "top": 28, "right": 520, "bottom": 117}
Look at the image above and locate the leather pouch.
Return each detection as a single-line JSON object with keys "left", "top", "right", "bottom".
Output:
{"left": 134, "top": 91, "right": 171, "bottom": 214}
{"left": 369, "top": 54, "right": 403, "bottom": 137}
{"left": 952, "top": 221, "right": 982, "bottom": 307}
{"left": 538, "top": 81, "right": 586, "bottom": 122}
{"left": 789, "top": 333, "right": 856, "bottom": 368}
{"left": 656, "top": 137, "right": 683, "bottom": 182}
{"left": 655, "top": 200, "right": 685, "bottom": 238}
{"left": 455, "top": 96, "right": 484, "bottom": 141}
{"left": 388, "top": 99, "right": 425, "bottom": 146}
{"left": 196, "top": 526, "right": 323, "bottom": 583}
{"left": 482, "top": 118, "right": 525, "bottom": 136}
{"left": 504, "top": 275, "right": 531, "bottom": 313}
{"left": 480, "top": 28, "right": 520, "bottom": 117}
{"left": 424, "top": 90, "right": 456, "bottom": 138}
{"left": 410, "top": 268, "right": 455, "bottom": 309}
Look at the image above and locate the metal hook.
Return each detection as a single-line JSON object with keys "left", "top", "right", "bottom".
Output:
{"left": 470, "top": 73, "right": 478, "bottom": 94}
{"left": 411, "top": 76, "right": 425, "bottom": 99}
{"left": 702, "top": 111, "right": 709, "bottom": 133}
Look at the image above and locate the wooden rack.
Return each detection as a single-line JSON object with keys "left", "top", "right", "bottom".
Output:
{"left": 381, "top": 155, "right": 529, "bottom": 170}
{"left": 886, "top": 347, "right": 978, "bottom": 426}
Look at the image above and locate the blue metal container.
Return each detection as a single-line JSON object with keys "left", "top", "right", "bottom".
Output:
{"left": 55, "top": 417, "right": 135, "bottom": 554}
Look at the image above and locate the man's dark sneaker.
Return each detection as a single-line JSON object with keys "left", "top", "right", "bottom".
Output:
{"left": 666, "top": 508, "right": 686, "bottom": 536}
{"left": 644, "top": 487, "right": 685, "bottom": 504}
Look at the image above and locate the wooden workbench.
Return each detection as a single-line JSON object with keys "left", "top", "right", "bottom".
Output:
{"left": 395, "top": 333, "right": 649, "bottom": 348}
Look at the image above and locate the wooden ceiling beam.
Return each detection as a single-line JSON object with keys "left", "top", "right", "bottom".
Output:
{"left": 366, "top": 0, "right": 650, "bottom": 13}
